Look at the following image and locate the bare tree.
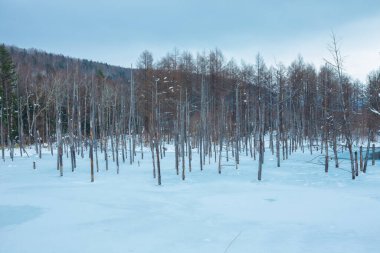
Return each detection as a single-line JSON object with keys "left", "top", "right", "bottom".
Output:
{"left": 325, "top": 33, "right": 355, "bottom": 179}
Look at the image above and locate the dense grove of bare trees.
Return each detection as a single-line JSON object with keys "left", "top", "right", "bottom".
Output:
{"left": 1, "top": 43, "right": 380, "bottom": 183}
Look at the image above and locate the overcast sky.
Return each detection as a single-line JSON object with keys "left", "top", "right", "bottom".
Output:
{"left": 1, "top": 0, "right": 380, "bottom": 81}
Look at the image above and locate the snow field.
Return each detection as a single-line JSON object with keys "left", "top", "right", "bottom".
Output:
{"left": 1, "top": 145, "right": 380, "bottom": 253}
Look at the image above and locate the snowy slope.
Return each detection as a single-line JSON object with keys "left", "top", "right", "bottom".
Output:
{"left": 1, "top": 146, "right": 380, "bottom": 253}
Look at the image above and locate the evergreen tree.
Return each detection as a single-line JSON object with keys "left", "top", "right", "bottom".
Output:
{"left": 0, "top": 44, "right": 18, "bottom": 144}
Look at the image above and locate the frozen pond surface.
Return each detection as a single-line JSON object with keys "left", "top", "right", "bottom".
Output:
{"left": 1, "top": 147, "right": 380, "bottom": 253}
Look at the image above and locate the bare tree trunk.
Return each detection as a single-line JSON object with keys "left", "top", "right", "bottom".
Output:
{"left": 104, "top": 133, "right": 108, "bottom": 171}
{"left": 129, "top": 67, "right": 135, "bottom": 165}
{"left": 150, "top": 137, "right": 156, "bottom": 178}
{"left": 348, "top": 143, "right": 355, "bottom": 180}
{"left": 333, "top": 134, "right": 339, "bottom": 168}
{"left": 116, "top": 125, "right": 120, "bottom": 174}
{"left": 218, "top": 99, "right": 225, "bottom": 174}
{"left": 372, "top": 144, "right": 376, "bottom": 166}
{"left": 325, "top": 134, "right": 329, "bottom": 173}
{"left": 152, "top": 77, "right": 161, "bottom": 184}
{"left": 175, "top": 122, "right": 179, "bottom": 175}
{"left": 89, "top": 74, "right": 95, "bottom": 182}
{"left": 355, "top": 151, "right": 359, "bottom": 177}
{"left": 37, "top": 130, "right": 42, "bottom": 159}
{"left": 84, "top": 88, "right": 88, "bottom": 151}
{"left": 56, "top": 95, "right": 63, "bottom": 177}
{"left": 90, "top": 133, "right": 94, "bottom": 182}
{"left": 33, "top": 105, "right": 38, "bottom": 155}
{"left": 18, "top": 98, "right": 23, "bottom": 157}
{"left": 94, "top": 113, "right": 99, "bottom": 173}
{"left": 360, "top": 146, "right": 363, "bottom": 171}
{"left": 276, "top": 86, "right": 281, "bottom": 167}
{"left": 110, "top": 108, "right": 115, "bottom": 163}
{"left": 1, "top": 107, "right": 5, "bottom": 161}
{"left": 180, "top": 98, "right": 186, "bottom": 180}
{"left": 186, "top": 91, "right": 192, "bottom": 172}
{"left": 235, "top": 84, "right": 240, "bottom": 166}
{"left": 70, "top": 75, "right": 76, "bottom": 172}
{"left": 155, "top": 138, "right": 161, "bottom": 185}
{"left": 363, "top": 131, "right": 371, "bottom": 173}
{"left": 77, "top": 78, "right": 83, "bottom": 158}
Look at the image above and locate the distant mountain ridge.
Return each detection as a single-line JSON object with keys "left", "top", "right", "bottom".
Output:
{"left": 5, "top": 44, "right": 132, "bottom": 82}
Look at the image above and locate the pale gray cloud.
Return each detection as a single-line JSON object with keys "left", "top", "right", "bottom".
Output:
{"left": 1, "top": 0, "right": 380, "bottom": 80}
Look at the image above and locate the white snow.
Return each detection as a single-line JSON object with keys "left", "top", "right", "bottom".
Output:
{"left": 1, "top": 146, "right": 380, "bottom": 253}
{"left": 370, "top": 107, "right": 380, "bottom": 116}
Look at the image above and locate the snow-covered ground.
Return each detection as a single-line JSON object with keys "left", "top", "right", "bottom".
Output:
{"left": 1, "top": 146, "right": 380, "bottom": 253}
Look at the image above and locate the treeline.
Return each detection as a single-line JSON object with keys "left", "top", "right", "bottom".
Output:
{"left": 1, "top": 41, "right": 380, "bottom": 183}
